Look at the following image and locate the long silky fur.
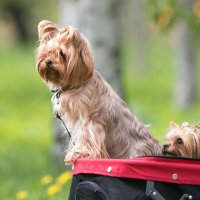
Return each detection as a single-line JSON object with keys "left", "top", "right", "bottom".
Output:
{"left": 36, "top": 20, "right": 162, "bottom": 164}
{"left": 164, "top": 122, "right": 200, "bottom": 158}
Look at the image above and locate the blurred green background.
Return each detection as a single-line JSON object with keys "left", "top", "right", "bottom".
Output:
{"left": 1, "top": 0, "right": 200, "bottom": 199}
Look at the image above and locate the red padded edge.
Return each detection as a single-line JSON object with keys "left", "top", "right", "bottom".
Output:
{"left": 71, "top": 157, "right": 200, "bottom": 185}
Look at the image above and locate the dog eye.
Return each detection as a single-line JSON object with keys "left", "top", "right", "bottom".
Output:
{"left": 176, "top": 138, "right": 183, "bottom": 145}
{"left": 59, "top": 50, "right": 66, "bottom": 60}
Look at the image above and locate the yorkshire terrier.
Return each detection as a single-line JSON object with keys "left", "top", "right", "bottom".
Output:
{"left": 163, "top": 121, "right": 200, "bottom": 159}
{"left": 36, "top": 20, "right": 161, "bottom": 164}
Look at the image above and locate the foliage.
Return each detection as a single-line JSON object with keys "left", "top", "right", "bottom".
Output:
{"left": 146, "top": 0, "right": 200, "bottom": 39}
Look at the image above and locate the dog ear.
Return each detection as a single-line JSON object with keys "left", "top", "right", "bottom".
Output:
{"left": 60, "top": 27, "right": 93, "bottom": 65}
{"left": 38, "top": 20, "right": 59, "bottom": 43}
{"left": 168, "top": 121, "right": 179, "bottom": 131}
{"left": 193, "top": 122, "right": 200, "bottom": 158}
{"left": 59, "top": 27, "right": 72, "bottom": 43}
{"left": 73, "top": 30, "right": 94, "bottom": 85}
{"left": 194, "top": 122, "right": 200, "bottom": 133}
{"left": 79, "top": 34, "right": 94, "bottom": 79}
{"left": 61, "top": 27, "right": 94, "bottom": 87}
{"left": 181, "top": 122, "right": 189, "bottom": 127}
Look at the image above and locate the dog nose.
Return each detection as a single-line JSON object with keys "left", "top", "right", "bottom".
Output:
{"left": 45, "top": 59, "right": 52, "bottom": 67}
{"left": 163, "top": 144, "right": 169, "bottom": 150}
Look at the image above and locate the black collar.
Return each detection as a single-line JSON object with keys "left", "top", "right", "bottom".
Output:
{"left": 51, "top": 84, "right": 80, "bottom": 96}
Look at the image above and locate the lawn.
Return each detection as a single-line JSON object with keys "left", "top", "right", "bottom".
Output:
{"left": 0, "top": 45, "right": 71, "bottom": 200}
{"left": 0, "top": 36, "right": 200, "bottom": 199}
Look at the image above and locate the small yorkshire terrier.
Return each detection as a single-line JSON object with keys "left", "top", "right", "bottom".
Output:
{"left": 163, "top": 121, "right": 200, "bottom": 158}
{"left": 36, "top": 20, "right": 161, "bottom": 164}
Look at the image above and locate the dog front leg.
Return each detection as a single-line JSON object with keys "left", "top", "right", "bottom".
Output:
{"left": 65, "top": 120, "right": 109, "bottom": 164}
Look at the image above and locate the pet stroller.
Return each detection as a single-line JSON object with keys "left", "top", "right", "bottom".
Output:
{"left": 68, "top": 156, "right": 200, "bottom": 200}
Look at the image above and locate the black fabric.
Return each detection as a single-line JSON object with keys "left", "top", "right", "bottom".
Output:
{"left": 68, "top": 174, "right": 200, "bottom": 200}
{"left": 75, "top": 181, "right": 109, "bottom": 200}
{"left": 68, "top": 174, "right": 150, "bottom": 200}
{"left": 154, "top": 182, "right": 200, "bottom": 200}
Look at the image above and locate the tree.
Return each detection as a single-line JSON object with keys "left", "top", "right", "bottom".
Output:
{"left": 147, "top": 0, "right": 199, "bottom": 108}
{"left": 59, "top": 0, "right": 122, "bottom": 94}
{"left": 172, "top": 21, "right": 197, "bottom": 108}
{"left": 122, "top": 0, "right": 148, "bottom": 73}
{"left": 53, "top": 0, "right": 123, "bottom": 168}
{"left": 0, "top": 1, "right": 31, "bottom": 42}
{"left": 0, "top": 0, "right": 57, "bottom": 43}
{"left": 172, "top": 0, "right": 198, "bottom": 108}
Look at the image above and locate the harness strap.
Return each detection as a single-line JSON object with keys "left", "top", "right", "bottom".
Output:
{"left": 52, "top": 89, "right": 71, "bottom": 139}
{"left": 56, "top": 111, "right": 71, "bottom": 139}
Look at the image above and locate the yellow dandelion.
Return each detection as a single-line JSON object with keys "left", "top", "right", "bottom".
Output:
{"left": 16, "top": 191, "right": 28, "bottom": 200}
{"left": 193, "top": 0, "right": 200, "bottom": 19}
{"left": 56, "top": 171, "right": 72, "bottom": 185}
{"left": 47, "top": 184, "right": 62, "bottom": 196}
{"left": 40, "top": 175, "right": 53, "bottom": 185}
{"left": 159, "top": 7, "right": 172, "bottom": 28}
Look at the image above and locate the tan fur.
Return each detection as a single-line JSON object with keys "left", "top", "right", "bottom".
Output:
{"left": 163, "top": 121, "right": 200, "bottom": 158}
{"left": 36, "top": 20, "right": 161, "bottom": 164}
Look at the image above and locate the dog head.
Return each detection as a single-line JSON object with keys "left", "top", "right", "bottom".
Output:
{"left": 36, "top": 20, "right": 94, "bottom": 90}
{"left": 163, "top": 121, "right": 200, "bottom": 158}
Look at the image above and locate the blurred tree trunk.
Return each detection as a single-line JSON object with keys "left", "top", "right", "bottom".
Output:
{"left": 60, "top": 0, "right": 122, "bottom": 94}
{"left": 172, "top": 23, "right": 197, "bottom": 108}
{"left": 122, "top": 0, "right": 148, "bottom": 73}
{"left": 172, "top": 0, "right": 198, "bottom": 108}
{"left": 54, "top": 0, "right": 122, "bottom": 169}
{"left": 53, "top": 118, "right": 70, "bottom": 170}
{"left": 3, "top": 3, "right": 30, "bottom": 42}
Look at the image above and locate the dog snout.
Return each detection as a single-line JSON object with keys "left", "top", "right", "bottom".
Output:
{"left": 45, "top": 59, "right": 53, "bottom": 67}
{"left": 163, "top": 144, "right": 170, "bottom": 150}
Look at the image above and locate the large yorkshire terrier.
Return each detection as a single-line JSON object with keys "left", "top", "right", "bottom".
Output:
{"left": 163, "top": 122, "right": 200, "bottom": 158}
{"left": 36, "top": 20, "right": 161, "bottom": 164}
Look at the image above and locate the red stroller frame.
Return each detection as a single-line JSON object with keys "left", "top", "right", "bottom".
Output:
{"left": 68, "top": 156, "right": 200, "bottom": 200}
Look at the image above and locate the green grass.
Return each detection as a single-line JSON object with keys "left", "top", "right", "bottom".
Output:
{"left": 122, "top": 35, "right": 200, "bottom": 142}
{"left": 0, "top": 45, "right": 71, "bottom": 200}
{"left": 1, "top": 36, "right": 200, "bottom": 199}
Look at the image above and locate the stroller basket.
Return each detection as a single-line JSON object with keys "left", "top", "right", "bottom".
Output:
{"left": 68, "top": 156, "right": 200, "bottom": 200}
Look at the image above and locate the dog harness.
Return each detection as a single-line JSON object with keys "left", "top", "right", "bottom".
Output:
{"left": 51, "top": 89, "right": 71, "bottom": 139}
